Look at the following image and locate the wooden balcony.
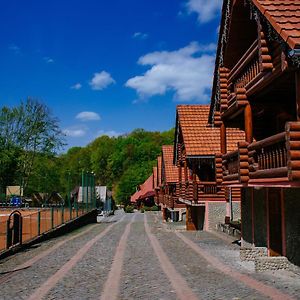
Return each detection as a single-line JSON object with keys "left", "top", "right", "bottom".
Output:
{"left": 179, "top": 181, "right": 223, "bottom": 204}
{"left": 222, "top": 122, "right": 300, "bottom": 184}
{"left": 222, "top": 142, "right": 249, "bottom": 184}
{"left": 220, "top": 37, "right": 273, "bottom": 118}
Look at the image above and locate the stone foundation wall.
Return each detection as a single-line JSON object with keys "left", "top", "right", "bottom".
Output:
{"left": 255, "top": 257, "right": 289, "bottom": 272}
{"left": 216, "top": 223, "right": 241, "bottom": 238}
{"left": 207, "top": 201, "right": 240, "bottom": 231}
{"left": 207, "top": 202, "right": 226, "bottom": 231}
{"left": 232, "top": 201, "right": 241, "bottom": 221}
{"left": 240, "top": 247, "right": 267, "bottom": 261}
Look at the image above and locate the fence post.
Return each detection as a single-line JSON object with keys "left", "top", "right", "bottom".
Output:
{"left": 76, "top": 195, "right": 79, "bottom": 218}
{"left": 86, "top": 172, "right": 89, "bottom": 212}
{"left": 62, "top": 206, "right": 64, "bottom": 224}
{"left": 37, "top": 211, "right": 41, "bottom": 235}
{"left": 51, "top": 207, "right": 54, "bottom": 229}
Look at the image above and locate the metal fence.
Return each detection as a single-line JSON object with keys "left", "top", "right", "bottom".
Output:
{"left": 0, "top": 206, "right": 90, "bottom": 252}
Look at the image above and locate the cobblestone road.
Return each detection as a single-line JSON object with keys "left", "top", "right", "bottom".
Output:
{"left": 0, "top": 211, "right": 299, "bottom": 300}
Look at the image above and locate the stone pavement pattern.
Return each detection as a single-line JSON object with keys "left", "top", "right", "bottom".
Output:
{"left": 0, "top": 211, "right": 299, "bottom": 300}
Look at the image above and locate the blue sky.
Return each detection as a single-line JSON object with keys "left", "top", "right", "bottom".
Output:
{"left": 0, "top": 0, "right": 222, "bottom": 150}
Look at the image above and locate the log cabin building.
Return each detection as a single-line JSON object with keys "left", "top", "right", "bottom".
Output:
{"left": 160, "top": 145, "right": 185, "bottom": 221}
{"left": 174, "top": 105, "right": 244, "bottom": 230}
{"left": 209, "top": 0, "right": 300, "bottom": 266}
{"left": 130, "top": 174, "right": 155, "bottom": 208}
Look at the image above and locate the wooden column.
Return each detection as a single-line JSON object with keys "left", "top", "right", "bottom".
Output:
{"left": 281, "top": 189, "right": 287, "bottom": 257}
{"left": 296, "top": 70, "right": 300, "bottom": 120}
{"left": 220, "top": 122, "right": 227, "bottom": 154}
{"left": 184, "top": 160, "right": 188, "bottom": 182}
{"left": 244, "top": 103, "right": 253, "bottom": 143}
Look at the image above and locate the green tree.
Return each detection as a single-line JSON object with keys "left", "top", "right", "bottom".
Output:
{"left": 0, "top": 98, "right": 64, "bottom": 192}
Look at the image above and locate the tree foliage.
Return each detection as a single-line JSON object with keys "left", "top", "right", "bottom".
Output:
{"left": 0, "top": 99, "right": 64, "bottom": 192}
{"left": 0, "top": 99, "right": 173, "bottom": 206}
{"left": 59, "top": 128, "right": 174, "bottom": 205}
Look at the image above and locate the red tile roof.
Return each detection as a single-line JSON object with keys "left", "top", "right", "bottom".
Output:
{"left": 162, "top": 145, "right": 178, "bottom": 183}
{"left": 130, "top": 174, "right": 154, "bottom": 203}
{"left": 177, "top": 105, "right": 245, "bottom": 156}
{"left": 253, "top": 0, "right": 300, "bottom": 49}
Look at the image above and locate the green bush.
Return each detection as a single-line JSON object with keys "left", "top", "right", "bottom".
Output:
{"left": 151, "top": 205, "right": 159, "bottom": 211}
{"left": 124, "top": 205, "right": 134, "bottom": 213}
{"left": 140, "top": 208, "right": 144, "bottom": 213}
{"left": 143, "top": 206, "right": 152, "bottom": 211}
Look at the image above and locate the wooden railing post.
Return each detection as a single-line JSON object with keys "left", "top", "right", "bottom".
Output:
{"left": 286, "top": 122, "right": 300, "bottom": 181}
{"left": 220, "top": 122, "right": 227, "bottom": 155}
{"left": 238, "top": 141, "right": 249, "bottom": 183}
{"left": 220, "top": 67, "right": 229, "bottom": 114}
{"left": 244, "top": 103, "right": 253, "bottom": 143}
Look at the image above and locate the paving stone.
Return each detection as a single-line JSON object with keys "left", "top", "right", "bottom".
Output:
{"left": 0, "top": 211, "right": 299, "bottom": 300}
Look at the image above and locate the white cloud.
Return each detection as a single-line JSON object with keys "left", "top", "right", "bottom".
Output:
{"left": 76, "top": 111, "right": 101, "bottom": 121}
{"left": 97, "top": 130, "right": 122, "bottom": 138}
{"left": 132, "top": 32, "right": 149, "bottom": 40}
{"left": 125, "top": 42, "right": 216, "bottom": 103}
{"left": 43, "top": 57, "right": 54, "bottom": 63}
{"left": 186, "top": 0, "right": 222, "bottom": 23}
{"left": 89, "top": 71, "right": 115, "bottom": 90}
{"left": 9, "top": 44, "right": 21, "bottom": 54}
{"left": 63, "top": 126, "right": 87, "bottom": 137}
{"left": 71, "top": 83, "right": 82, "bottom": 90}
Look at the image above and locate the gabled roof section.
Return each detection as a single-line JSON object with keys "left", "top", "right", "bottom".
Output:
{"left": 130, "top": 174, "right": 154, "bottom": 203}
{"left": 162, "top": 145, "right": 178, "bottom": 183}
{"left": 253, "top": 0, "right": 300, "bottom": 49}
{"left": 176, "top": 105, "right": 245, "bottom": 156}
{"left": 209, "top": 0, "right": 300, "bottom": 123}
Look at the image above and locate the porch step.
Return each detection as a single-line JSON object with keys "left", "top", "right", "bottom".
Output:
{"left": 255, "top": 256, "right": 289, "bottom": 272}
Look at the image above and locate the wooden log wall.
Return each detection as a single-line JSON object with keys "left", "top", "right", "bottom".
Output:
{"left": 214, "top": 110, "right": 222, "bottom": 127}
{"left": 258, "top": 29, "right": 273, "bottom": 72}
{"left": 238, "top": 141, "right": 249, "bottom": 183}
{"left": 220, "top": 67, "right": 229, "bottom": 114}
{"left": 286, "top": 122, "right": 300, "bottom": 181}
{"left": 215, "top": 154, "right": 223, "bottom": 185}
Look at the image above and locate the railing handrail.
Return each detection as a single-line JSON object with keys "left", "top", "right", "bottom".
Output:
{"left": 228, "top": 39, "right": 258, "bottom": 83}
{"left": 197, "top": 181, "right": 217, "bottom": 185}
{"left": 248, "top": 132, "right": 286, "bottom": 151}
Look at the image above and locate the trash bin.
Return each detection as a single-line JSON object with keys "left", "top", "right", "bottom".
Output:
{"left": 173, "top": 211, "right": 179, "bottom": 222}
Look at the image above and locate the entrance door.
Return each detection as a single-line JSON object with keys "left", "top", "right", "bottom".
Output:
{"left": 186, "top": 206, "right": 204, "bottom": 230}
{"left": 268, "top": 188, "right": 283, "bottom": 256}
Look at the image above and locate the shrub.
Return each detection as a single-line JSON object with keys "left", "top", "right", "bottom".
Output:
{"left": 124, "top": 205, "right": 134, "bottom": 213}
{"left": 151, "top": 205, "right": 159, "bottom": 211}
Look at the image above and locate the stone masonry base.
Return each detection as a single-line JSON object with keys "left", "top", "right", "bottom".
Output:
{"left": 255, "top": 256, "right": 290, "bottom": 272}
{"left": 240, "top": 247, "right": 267, "bottom": 262}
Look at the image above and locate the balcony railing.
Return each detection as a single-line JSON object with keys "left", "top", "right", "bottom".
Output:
{"left": 222, "top": 142, "right": 249, "bottom": 183}
{"left": 228, "top": 40, "right": 260, "bottom": 94}
{"left": 178, "top": 181, "right": 222, "bottom": 203}
{"left": 222, "top": 122, "right": 300, "bottom": 183}
{"left": 222, "top": 38, "right": 273, "bottom": 116}
{"left": 248, "top": 132, "right": 288, "bottom": 179}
